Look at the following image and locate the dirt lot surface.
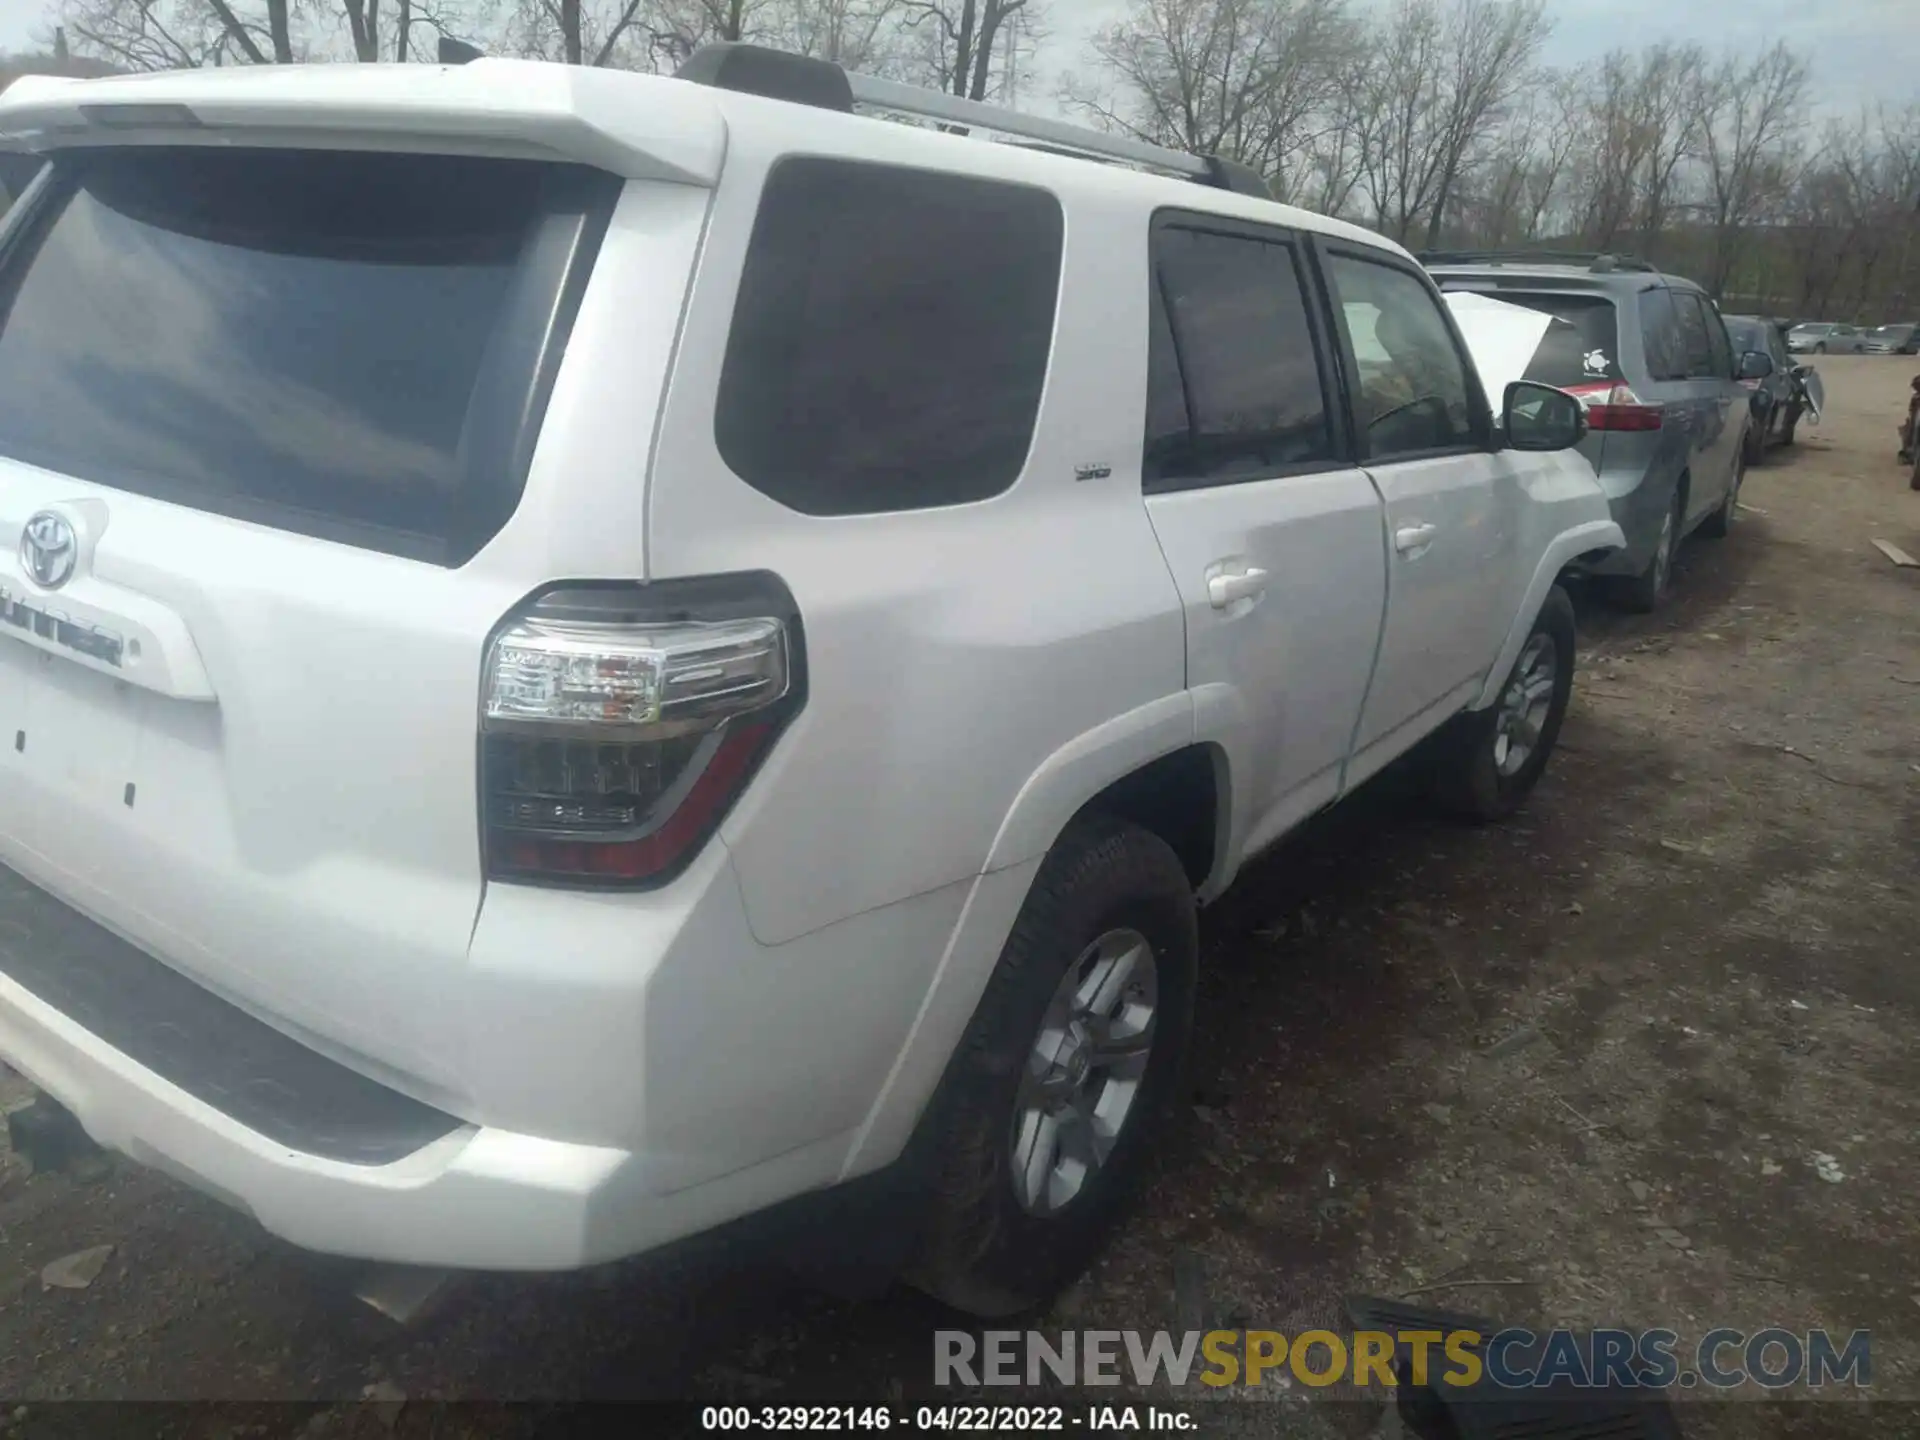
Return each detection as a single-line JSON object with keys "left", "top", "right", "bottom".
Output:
{"left": 0, "top": 358, "right": 1916, "bottom": 1439}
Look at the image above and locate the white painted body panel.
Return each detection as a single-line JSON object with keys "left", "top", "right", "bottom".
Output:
{"left": 0, "top": 58, "right": 1618, "bottom": 1268}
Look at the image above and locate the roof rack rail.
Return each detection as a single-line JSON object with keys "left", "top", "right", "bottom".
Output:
{"left": 673, "top": 41, "right": 1272, "bottom": 200}
{"left": 1417, "top": 248, "right": 1657, "bottom": 274}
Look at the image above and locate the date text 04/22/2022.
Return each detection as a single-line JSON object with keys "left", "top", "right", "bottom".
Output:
{"left": 700, "top": 1405, "right": 1195, "bottom": 1432}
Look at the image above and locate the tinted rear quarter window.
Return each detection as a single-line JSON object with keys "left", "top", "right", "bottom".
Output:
{"left": 716, "top": 158, "right": 1064, "bottom": 516}
{"left": 1672, "top": 292, "right": 1719, "bottom": 378}
{"left": 1702, "top": 302, "right": 1734, "bottom": 377}
{"left": 0, "top": 148, "right": 612, "bottom": 565}
{"left": 1637, "top": 288, "right": 1688, "bottom": 382}
{"left": 1145, "top": 225, "right": 1334, "bottom": 489}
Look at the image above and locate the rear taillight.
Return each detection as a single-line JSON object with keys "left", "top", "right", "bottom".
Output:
{"left": 479, "top": 576, "right": 802, "bottom": 888}
{"left": 1567, "top": 382, "right": 1663, "bottom": 432}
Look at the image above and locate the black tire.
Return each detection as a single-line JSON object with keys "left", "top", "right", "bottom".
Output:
{"left": 1609, "top": 485, "right": 1683, "bottom": 613}
{"left": 1743, "top": 410, "right": 1766, "bottom": 466}
{"left": 1698, "top": 452, "right": 1742, "bottom": 540}
{"left": 1780, "top": 408, "right": 1799, "bottom": 447}
{"left": 1432, "top": 586, "right": 1576, "bottom": 823}
{"left": 1910, "top": 448, "right": 1920, "bottom": 492}
{"left": 1813, "top": 343, "right": 1827, "bottom": 354}
{"left": 907, "top": 816, "right": 1198, "bottom": 1317}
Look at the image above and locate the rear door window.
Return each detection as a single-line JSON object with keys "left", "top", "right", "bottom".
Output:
{"left": 1702, "top": 303, "right": 1734, "bottom": 378}
{"left": 1144, "top": 224, "right": 1337, "bottom": 489}
{"left": 715, "top": 157, "right": 1063, "bottom": 516}
{"left": 0, "top": 148, "right": 615, "bottom": 565}
{"left": 1637, "top": 288, "right": 1688, "bottom": 382}
{"left": 1672, "top": 292, "right": 1720, "bottom": 379}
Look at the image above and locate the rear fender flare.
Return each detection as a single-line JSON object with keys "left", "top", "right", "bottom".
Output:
{"left": 838, "top": 693, "right": 1206, "bottom": 1180}
{"left": 1472, "top": 519, "right": 1625, "bottom": 711}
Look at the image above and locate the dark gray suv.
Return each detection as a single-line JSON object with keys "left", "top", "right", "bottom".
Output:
{"left": 1422, "top": 252, "right": 1754, "bottom": 612}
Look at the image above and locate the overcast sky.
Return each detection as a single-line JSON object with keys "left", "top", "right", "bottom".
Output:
{"left": 1042, "top": 0, "right": 1916, "bottom": 115}
{"left": 0, "top": 0, "right": 1912, "bottom": 111}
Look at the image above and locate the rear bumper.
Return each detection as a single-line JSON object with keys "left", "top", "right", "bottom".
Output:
{"left": 0, "top": 965, "right": 861, "bottom": 1267}
{"left": 0, "top": 835, "right": 969, "bottom": 1269}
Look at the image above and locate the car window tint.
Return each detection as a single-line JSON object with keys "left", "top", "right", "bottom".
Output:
{"left": 1450, "top": 290, "right": 1620, "bottom": 387}
{"left": 0, "top": 148, "right": 613, "bottom": 566}
{"left": 1672, "top": 292, "right": 1719, "bottom": 379}
{"left": 1325, "top": 253, "right": 1477, "bottom": 460}
{"left": 1638, "top": 289, "right": 1688, "bottom": 382}
{"left": 1144, "top": 225, "right": 1334, "bottom": 490}
{"left": 1703, "top": 305, "right": 1734, "bottom": 378}
{"left": 716, "top": 157, "right": 1063, "bottom": 516}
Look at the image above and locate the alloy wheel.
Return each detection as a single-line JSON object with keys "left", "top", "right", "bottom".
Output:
{"left": 1493, "top": 633, "right": 1556, "bottom": 778}
{"left": 1009, "top": 927, "right": 1158, "bottom": 1217}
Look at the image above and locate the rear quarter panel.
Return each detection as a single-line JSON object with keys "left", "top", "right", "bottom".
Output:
{"left": 643, "top": 136, "right": 1187, "bottom": 950}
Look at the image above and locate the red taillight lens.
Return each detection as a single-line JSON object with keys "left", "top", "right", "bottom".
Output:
{"left": 1567, "top": 382, "right": 1663, "bottom": 432}
{"left": 480, "top": 578, "right": 801, "bottom": 889}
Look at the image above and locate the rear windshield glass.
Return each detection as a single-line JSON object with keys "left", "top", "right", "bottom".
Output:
{"left": 1723, "top": 319, "right": 1768, "bottom": 353}
{"left": 0, "top": 148, "right": 612, "bottom": 565}
{"left": 1440, "top": 290, "right": 1621, "bottom": 387}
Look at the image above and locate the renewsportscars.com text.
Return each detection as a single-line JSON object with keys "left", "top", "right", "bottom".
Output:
{"left": 935, "top": 1327, "right": 1871, "bottom": 1391}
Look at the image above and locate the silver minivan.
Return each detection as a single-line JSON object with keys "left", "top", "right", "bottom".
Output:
{"left": 1424, "top": 252, "right": 1755, "bottom": 611}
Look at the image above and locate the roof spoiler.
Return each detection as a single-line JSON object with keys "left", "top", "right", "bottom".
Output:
{"left": 0, "top": 59, "right": 726, "bottom": 186}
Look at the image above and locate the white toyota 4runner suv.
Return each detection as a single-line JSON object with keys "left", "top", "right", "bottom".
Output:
{"left": 0, "top": 44, "right": 1620, "bottom": 1316}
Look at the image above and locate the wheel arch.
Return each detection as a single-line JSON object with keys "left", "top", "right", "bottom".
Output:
{"left": 837, "top": 704, "right": 1227, "bottom": 1183}
{"left": 1473, "top": 518, "right": 1624, "bottom": 710}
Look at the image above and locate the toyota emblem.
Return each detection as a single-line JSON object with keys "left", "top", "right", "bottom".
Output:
{"left": 20, "top": 510, "right": 77, "bottom": 590}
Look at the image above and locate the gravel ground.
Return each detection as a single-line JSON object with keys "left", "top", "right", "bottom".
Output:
{"left": 0, "top": 357, "right": 1916, "bottom": 1440}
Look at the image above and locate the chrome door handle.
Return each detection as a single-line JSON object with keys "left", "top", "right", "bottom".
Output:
{"left": 1207, "top": 567, "right": 1269, "bottom": 608}
{"left": 1394, "top": 523, "right": 1438, "bottom": 554}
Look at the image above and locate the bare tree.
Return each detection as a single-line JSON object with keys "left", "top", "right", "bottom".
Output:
{"left": 58, "top": 0, "right": 487, "bottom": 66}
{"left": 768, "top": 0, "right": 904, "bottom": 68}
{"left": 1446, "top": 71, "right": 1577, "bottom": 244}
{"left": 1417, "top": 0, "right": 1549, "bottom": 246}
{"left": 1331, "top": 0, "right": 1548, "bottom": 246}
{"left": 1696, "top": 41, "right": 1809, "bottom": 297}
{"left": 58, "top": 0, "right": 279, "bottom": 66}
{"left": 897, "top": 0, "right": 1035, "bottom": 100}
{"left": 1060, "top": 0, "right": 1355, "bottom": 197}
{"left": 1627, "top": 42, "right": 1706, "bottom": 262}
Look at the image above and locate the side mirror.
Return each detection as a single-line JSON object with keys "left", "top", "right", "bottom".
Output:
{"left": 1738, "top": 350, "right": 1773, "bottom": 380}
{"left": 1502, "top": 380, "right": 1587, "bottom": 452}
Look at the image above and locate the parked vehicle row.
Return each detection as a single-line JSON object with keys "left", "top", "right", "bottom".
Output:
{"left": 0, "top": 46, "right": 1628, "bottom": 1318}
{"left": 1864, "top": 323, "right": 1920, "bottom": 355}
{"left": 1417, "top": 250, "right": 1758, "bottom": 613}
{"left": 1722, "top": 314, "right": 1817, "bottom": 460}
{"left": 1786, "top": 319, "right": 1920, "bottom": 355}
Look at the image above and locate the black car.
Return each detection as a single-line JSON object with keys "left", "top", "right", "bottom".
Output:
{"left": 1723, "top": 315, "right": 1806, "bottom": 462}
